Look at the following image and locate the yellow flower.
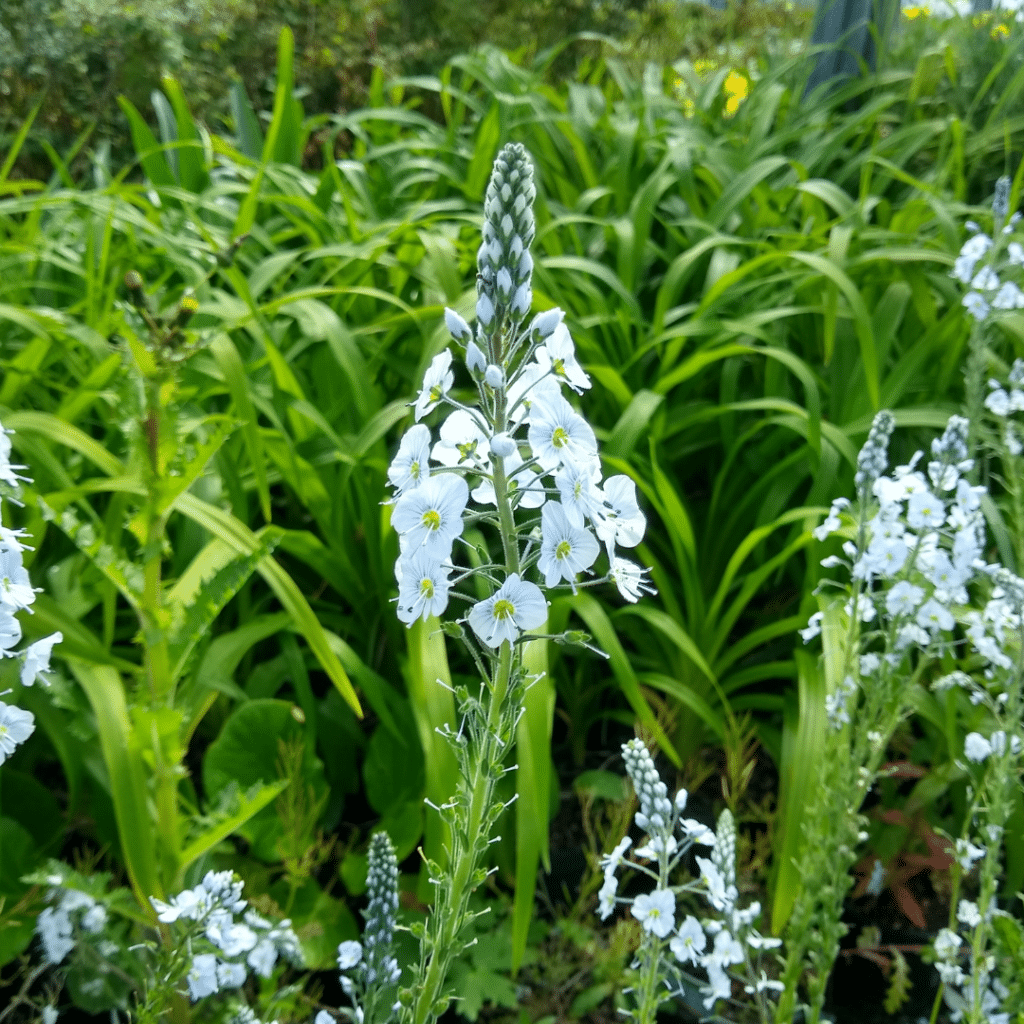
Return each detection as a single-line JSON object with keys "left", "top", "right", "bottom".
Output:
{"left": 694, "top": 58, "right": 718, "bottom": 78}
{"left": 904, "top": 5, "right": 930, "bottom": 19}
{"left": 723, "top": 70, "right": 748, "bottom": 117}
{"left": 682, "top": 97, "right": 695, "bottom": 119}
{"left": 991, "top": 22, "right": 1010, "bottom": 40}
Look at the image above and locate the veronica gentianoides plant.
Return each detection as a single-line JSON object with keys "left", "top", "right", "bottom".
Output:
{"left": 348, "top": 143, "right": 657, "bottom": 1024}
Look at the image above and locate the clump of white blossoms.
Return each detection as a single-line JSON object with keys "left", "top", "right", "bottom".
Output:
{"left": 598, "top": 739, "right": 781, "bottom": 1024}
{"left": 379, "top": 145, "right": 656, "bottom": 1024}
{"left": 953, "top": 175, "right": 1024, "bottom": 323}
{"left": 791, "top": 407, "right": 1024, "bottom": 1024}
{"left": 0, "top": 418, "right": 62, "bottom": 765}
{"left": 149, "top": 870, "right": 302, "bottom": 1001}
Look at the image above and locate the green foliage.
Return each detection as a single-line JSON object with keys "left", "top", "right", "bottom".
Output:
{"left": 2, "top": 16, "right": 1024, "bottom": 1019}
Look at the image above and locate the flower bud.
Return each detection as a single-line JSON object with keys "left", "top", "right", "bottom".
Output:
{"left": 476, "top": 293, "right": 494, "bottom": 326}
{"left": 465, "top": 339, "right": 486, "bottom": 374}
{"left": 484, "top": 364, "right": 504, "bottom": 388}
{"left": 444, "top": 307, "right": 473, "bottom": 342}
{"left": 530, "top": 307, "right": 564, "bottom": 340}
{"left": 490, "top": 433, "right": 516, "bottom": 458}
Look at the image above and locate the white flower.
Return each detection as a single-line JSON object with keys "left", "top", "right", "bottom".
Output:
{"left": 701, "top": 961, "right": 732, "bottom": 1009}
{"left": 955, "top": 838, "right": 985, "bottom": 871}
{"left": 957, "top": 899, "right": 981, "bottom": 928}
{"left": 0, "top": 427, "right": 29, "bottom": 487}
{"left": 534, "top": 323, "right": 591, "bottom": 393}
{"left": 799, "top": 611, "right": 823, "bottom": 643}
{"left": 387, "top": 424, "right": 432, "bottom": 495}
{"left": 392, "top": 473, "right": 469, "bottom": 561}
{"left": 886, "top": 580, "right": 924, "bottom": 617}
{"left": 907, "top": 490, "right": 945, "bottom": 529}
{"left": 0, "top": 547, "right": 37, "bottom": 612}
{"left": 187, "top": 953, "right": 220, "bottom": 1000}
{"left": 971, "top": 266, "right": 1000, "bottom": 292}
{"left": 396, "top": 551, "right": 453, "bottom": 624}
{"left": 916, "top": 597, "right": 955, "bottom": 634}
{"left": 964, "top": 732, "right": 992, "bottom": 763}
{"left": 599, "top": 836, "right": 632, "bottom": 879}
{"left": 697, "top": 856, "right": 736, "bottom": 912}
{"left": 744, "top": 971, "right": 785, "bottom": 995}
{"left": 414, "top": 350, "right": 454, "bottom": 421}
{"left": 247, "top": 938, "right": 278, "bottom": 977}
{"left": 933, "top": 927, "right": 961, "bottom": 961}
{"left": 0, "top": 701, "right": 35, "bottom": 765}
{"left": 538, "top": 502, "right": 600, "bottom": 590}
{"left": 679, "top": 818, "right": 716, "bottom": 846}
{"left": 216, "top": 921, "right": 258, "bottom": 957}
{"left": 993, "top": 281, "right": 1024, "bottom": 310}
{"left": 670, "top": 916, "right": 706, "bottom": 965}
{"left": 963, "top": 292, "right": 990, "bottom": 321}
{"left": 36, "top": 906, "right": 74, "bottom": 964}
{"left": 526, "top": 393, "right": 598, "bottom": 471}
{"left": 631, "top": 888, "right": 676, "bottom": 938}
{"left": 507, "top": 362, "right": 562, "bottom": 427}
{"left": 634, "top": 834, "right": 678, "bottom": 860}
{"left": 594, "top": 476, "right": 646, "bottom": 556}
{"left": 42, "top": 1007, "right": 58, "bottom": 1024}
{"left": 813, "top": 497, "right": 850, "bottom": 540}
{"left": 553, "top": 460, "right": 602, "bottom": 527}
{"left": 431, "top": 410, "right": 490, "bottom": 469}
{"left": 468, "top": 573, "right": 547, "bottom": 648}
{"left": 597, "top": 874, "right": 618, "bottom": 920}
{"left": 608, "top": 558, "right": 656, "bottom": 603}
{"left": 337, "top": 940, "right": 363, "bottom": 970}
{"left": 20, "top": 632, "right": 62, "bottom": 686}
{"left": 217, "top": 960, "right": 248, "bottom": 988}
{"left": 81, "top": 903, "right": 107, "bottom": 933}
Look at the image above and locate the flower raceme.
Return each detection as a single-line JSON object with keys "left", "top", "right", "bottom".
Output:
{"left": 387, "top": 143, "right": 655, "bottom": 645}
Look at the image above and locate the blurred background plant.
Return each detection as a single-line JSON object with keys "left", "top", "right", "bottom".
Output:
{"left": 1, "top": 2, "right": 1023, "bottom": 1021}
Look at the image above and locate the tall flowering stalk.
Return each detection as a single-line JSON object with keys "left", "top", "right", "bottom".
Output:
{"left": 779, "top": 412, "right": 988, "bottom": 1023}
{"left": 598, "top": 740, "right": 782, "bottom": 1023}
{"left": 377, "top": 144, "right": 654, "bottom": 1024}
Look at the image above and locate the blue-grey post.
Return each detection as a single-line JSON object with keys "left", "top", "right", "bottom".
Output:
{"left": 803, "top": 0, "right": 900, "bottom": 102}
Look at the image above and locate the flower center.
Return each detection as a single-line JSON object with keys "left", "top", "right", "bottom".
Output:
{"left": 493, "top": 598, "right": 515, "bottom": 621}
{"left": 555, "top": 540, "right": 572, "bottom": 561}
{"left": 552, "top": 426, "right": 569, "bottom": 449}
{"left": 421, "top": 509, "right": 441, "bottom": 532}
{"left": 410, "top": 460, "right": 421, "bottom": 480}
{"left": 457, "top": 440, "right": 478, "bottom": 461}
{"left": 552, "top": 357, "right": 566, "bottom": 378}
{"left": 419, "top": 578, "right": 435, "bottom": 599}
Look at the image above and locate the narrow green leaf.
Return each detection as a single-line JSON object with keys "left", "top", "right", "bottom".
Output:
{"left": 67, "top": 659, "right": 161, "bottom": 905}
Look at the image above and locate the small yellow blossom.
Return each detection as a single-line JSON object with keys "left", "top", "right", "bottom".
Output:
{"left": 694, "top": 58, "right": 718, "bottom": 78}
{"left": 723, "top": 70, "right": 748, "bottom": 118}
{"left": 991, "top": 22, "right": 1010, "bottom": 41}
{"left": 682, "top": 97, "right": 695, "bottom": 119}
{"left": 904, "top": 5, "right": 930, "bottom": 19}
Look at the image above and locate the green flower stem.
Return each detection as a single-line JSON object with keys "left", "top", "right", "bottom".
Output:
{"left": 408, "top": 378, "right": 522, "bottom": 1024}
{"left": 409, "top": 642, "right": 512, "bottom": 1024}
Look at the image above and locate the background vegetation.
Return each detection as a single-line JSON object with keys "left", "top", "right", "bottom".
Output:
{"left": 1, "top": 2, "right": 1024, "bottom": 1021}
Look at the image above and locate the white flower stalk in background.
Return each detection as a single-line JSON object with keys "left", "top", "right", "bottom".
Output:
{"left": 600, "top": 740, "right": 780, "bottom": 1024}
{"left": 335, "top": 832, "right": 401, "bottom": 1024}
{"left": 779, "top": 409, "right": 1022, "bottom": 1024}
{"left": 0, "top": 418, "right": 62, "bottom": 765}
{"left": 381, "top": 144, "right": 655, "bottom": 1024}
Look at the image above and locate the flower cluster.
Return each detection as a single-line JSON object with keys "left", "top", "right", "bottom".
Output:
{"left": 804, "top": 413, "right": 987, "bottom": 682}
{"left": 150, "top": 871, "right": 302, "bottom": 1000}
{"left": 36, "top": 883, "right": 109, "bottom": 965}
{"left": 334, "top": 832, "right": 401, "bottom": 1024}
{"left": 0, "top": 418, "right": 62, "bottom": 765}
{"left": 933, "top": 908, "right": 1014, "bottom": 1024}
{"left": 387, "top": 144, "right": 653, "bottom": 649}
{"left": 601, "top": 740, "right": 780, "bottom": 1018}
{"left": 951, "top": 176, "right": 1024, "bottom": 322}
